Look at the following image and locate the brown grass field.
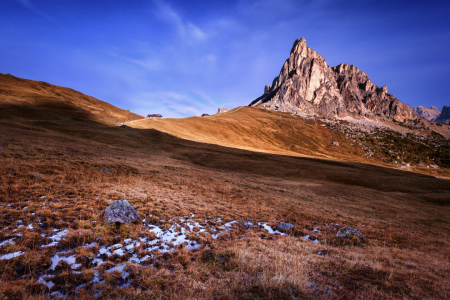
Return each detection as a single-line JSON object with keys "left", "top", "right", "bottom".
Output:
{"left": 0, "top": 74, "right": 450, "bottom": 299}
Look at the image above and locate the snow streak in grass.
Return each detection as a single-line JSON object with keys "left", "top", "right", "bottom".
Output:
{"left": 0, "top": 251, "right": 24, "bottom": 260}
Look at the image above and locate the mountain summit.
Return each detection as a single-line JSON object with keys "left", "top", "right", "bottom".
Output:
{"left": 413, "top": 106, "right": 441, "bottom": 121}
{"left": 250, "top": 38, "right": 418, "bottom": 123}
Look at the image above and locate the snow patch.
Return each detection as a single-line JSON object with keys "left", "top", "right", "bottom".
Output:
{"left": 0, "top": 238, "right": 15, "bottom": 248}
{"left": 50, "top": 253, "right": 76, "bottom": 270}
{"left": 0, "top": 251, "right": 24, "bottom": 260}
{"left": 36, "top": 276, "right": 55, "bottom": 290}
{"left": 42, "top": 229, "right": 70, "bottom": 248}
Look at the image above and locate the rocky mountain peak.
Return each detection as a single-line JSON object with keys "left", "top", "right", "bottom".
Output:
{"left": 440, "top": 106, "right": 450, "bottom": 118}
{"left": 413, "top": 106, "right": 441, "bottom": 121}
{"left": 290, "top": 37, "right": 307, "bottom": 54}
{"left": 435, "top": 105, "right": 450, "bottom": 124}
{"left": 289, "top": 37, "right": 313, "bottom": 62}
{"left": 250, "top": 38, "right": 418, "bottom": 123}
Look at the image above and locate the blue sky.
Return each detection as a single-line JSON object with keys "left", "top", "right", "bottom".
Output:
{"left": 1, "top": 0, "right": 449, "bottom": 118}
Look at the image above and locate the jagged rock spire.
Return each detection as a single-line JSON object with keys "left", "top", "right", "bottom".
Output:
{"left": 250, "top": 38, "right": 418, "bottom": 122}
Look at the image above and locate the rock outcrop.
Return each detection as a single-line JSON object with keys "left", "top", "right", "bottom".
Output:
{"left": 250, "top": 38, "right": 419, "bottom": 123}
{"left": 217, "top": 108, "right": 229, "bottom": 114}
{"left": 276, "top": 222, "right": 295, "bottom": 232}
{"left": 435, "top": 106, "right": 450, "bottom": 124}
{"left": 336, "top": 227, "right": 365, "bottom": 240}
{"left": 103, "top": 200, "right": 140, "bottom": 224}
{"left": 413, "top": 106, "right": 441, "bottom": 121}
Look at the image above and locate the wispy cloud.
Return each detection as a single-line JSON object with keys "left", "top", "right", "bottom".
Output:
{"left": 15, "top": 0, "right": 56, "bottom": 23}
{"left": 128, "top": 91, "right": 213, "bottom": 117}
{"left": 104, "top": 48, "right": 162, "bottom": 72}
{"left": 192, "top": 89, "right": 217, "bottom": 107}
{"left": 201, "top": 54, "right": 217, "bottom": 63}
{"left": 165, "top": 102, "right": 201, "bottom": 116}
{"left": 152, "top": 0, "right": 207, "bottom": 41}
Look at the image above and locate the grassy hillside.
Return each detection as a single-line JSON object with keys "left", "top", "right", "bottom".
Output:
{"left": 128, "top": 106, "right": 450, "bottom": 178}
{"left": 128, "top": 106, "right": 362, "bottom": 158}
{"left": 0, "top": 73, "right": 142, "bottom": 125}
{"left": 0, "top": 75, "right": 449, "bottom": 299}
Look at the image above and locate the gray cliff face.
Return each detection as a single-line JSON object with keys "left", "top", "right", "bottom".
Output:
{"left": 413, "top": 106, "right": 441, "bottom": 121}
{"left": 435, "top": 106, "right": 450, "bottom": 124}
{"left": 250, "top": 38, "right": 418, "bottom": 122}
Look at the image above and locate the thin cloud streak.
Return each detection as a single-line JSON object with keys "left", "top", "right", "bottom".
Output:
{"left": 152, "top": 0, "right": 207, "bottom": 41}
{"left": 15, "top": 0, "right": 57, "bottom": 24}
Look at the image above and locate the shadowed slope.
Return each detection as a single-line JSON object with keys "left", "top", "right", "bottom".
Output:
{"left": 0, "top": 73, "right": 142, "bottom": 125}
{"left": 128, "top": 106, "right": 450, "bottom": 178}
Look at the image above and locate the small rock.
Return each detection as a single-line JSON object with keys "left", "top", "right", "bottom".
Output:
{"left": 71, "top": 263, "right": 82, "bottom": 271}
{"left": 33, "top": 174, "right": 42, "bottom": 179}
{"left": 332, "top": 141, "right": 339, "bottom": 146}
{"left": 103, "top": 200, "right": 140, "bottom": 224}
{"left": 101, "top": 170, "right": 111, "bottom": 174}
{"left": 217, "top": 108, "right": 229, "bottom": 114}
{"left": 50, "top": 291, "right": 66, "bottom": 299}
{"left": 336, "top": 226, "right": 365, "bottom": 239}
{"left": 215, "top": 257, "right": 225, "bottom": 263}
{"left": 276, "top": 222, "right": 295, "bottom": 232}
{"left": 316, "top": 250, "right": 329, "bottom": 256}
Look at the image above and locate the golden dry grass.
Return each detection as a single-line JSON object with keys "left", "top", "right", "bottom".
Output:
{"left": 127, "top": 106, "right": 348, "bottom": 159}
{"left": 0, "top": 73, "right": 142, "bottom": 124}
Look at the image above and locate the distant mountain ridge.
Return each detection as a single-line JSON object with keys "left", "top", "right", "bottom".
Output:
{"left": 250, "top": 38, "right": 418, "bottom": 124}
{"left": 413, "top": 105, "right": 450, "bottom": 124}
{"left": 413, "top": 106, "right": 441, "bottom": 121}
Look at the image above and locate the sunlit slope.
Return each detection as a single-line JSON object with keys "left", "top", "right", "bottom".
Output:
{"left": 0, "top": 73, "right": 143, "bottom": 125}
{"left": 127, "top": 106, "right": 352, "bottom": 158}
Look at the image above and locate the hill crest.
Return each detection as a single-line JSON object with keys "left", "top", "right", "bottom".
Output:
{"left": 0, "top": 73, "right": 142, "bottom": 125}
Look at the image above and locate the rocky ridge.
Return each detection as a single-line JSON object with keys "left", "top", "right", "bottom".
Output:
{"left": 413, "top": 106, "right": 441, "bottom": 121}
{"left": 435, "top": 106, "right": 450, "bottom": 124}
{"left": 250, "top": 38, "right": 419, "bottom": 124}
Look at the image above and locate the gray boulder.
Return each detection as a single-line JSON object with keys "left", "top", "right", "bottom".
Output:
{"left": 103, "top": 200, "right": 140, "bottom": 224}
{"left": 336, "top": 227, "right": 365, "bottom": 239}
{"left": 276, "top": 222, "right": 295, "bottom": 232}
